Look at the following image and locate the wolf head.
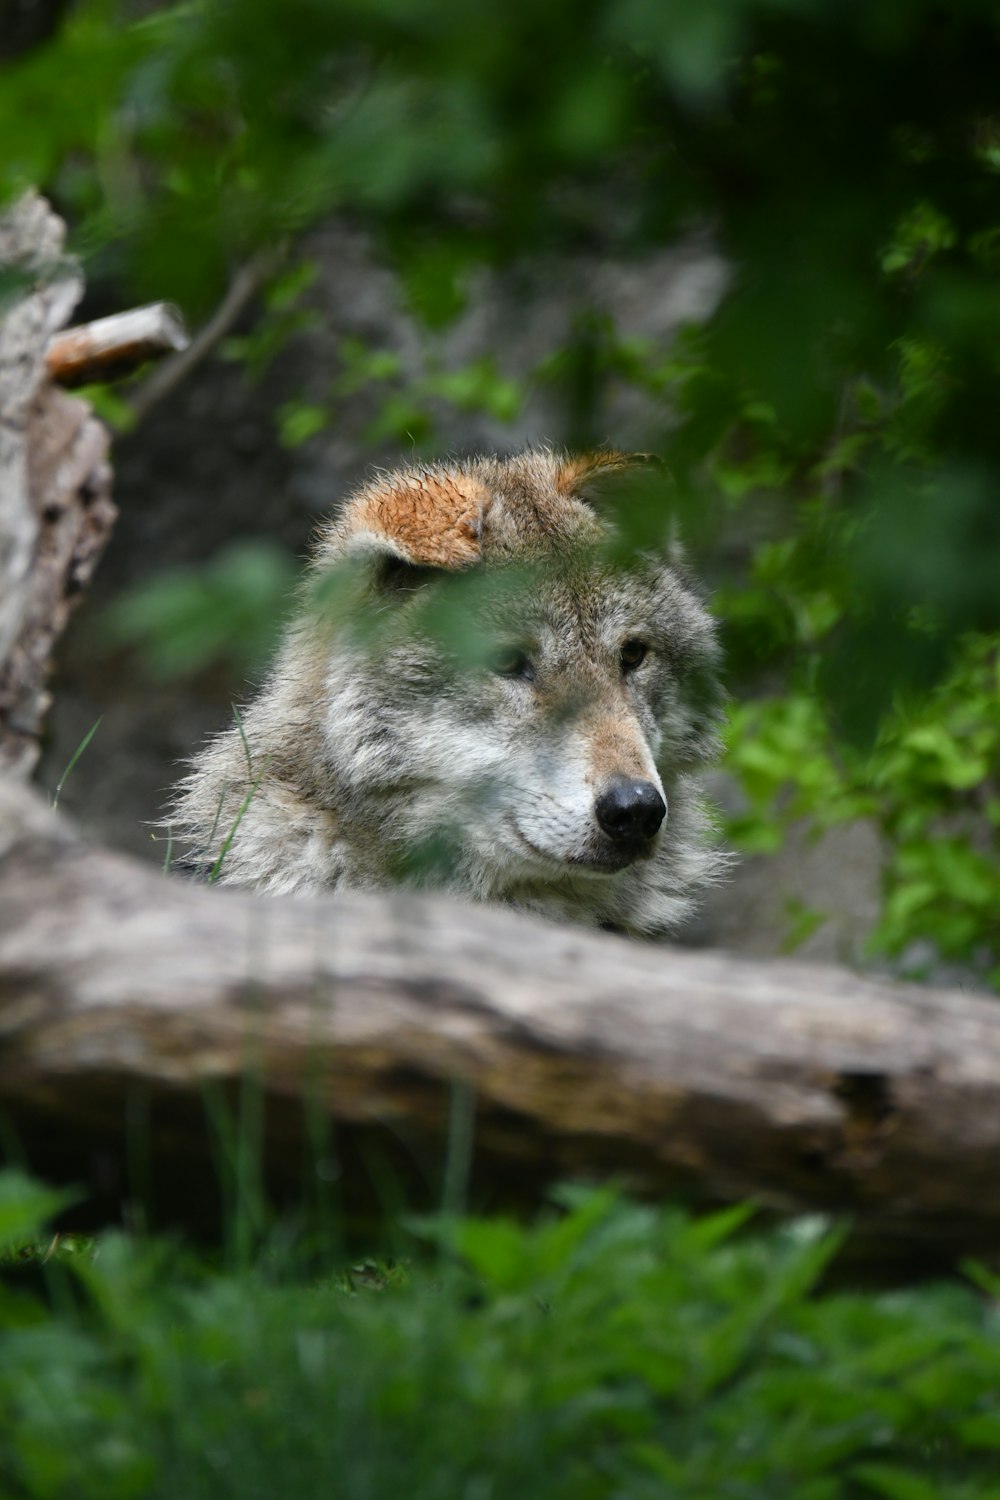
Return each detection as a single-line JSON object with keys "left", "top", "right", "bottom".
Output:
{"left": 172, "top": 449, "right": 725, "bottom": 936}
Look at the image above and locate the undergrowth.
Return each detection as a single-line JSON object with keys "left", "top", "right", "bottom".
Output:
{"left": 724, "top": 636, "right": 1000, "bottom": 985}
{"left": 3, "top": 1171, "right": 1000, "bottom": 1499}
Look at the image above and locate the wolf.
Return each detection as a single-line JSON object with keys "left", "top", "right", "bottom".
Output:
{"left": 169, "top": 448, "right": 725, "bottom": 937}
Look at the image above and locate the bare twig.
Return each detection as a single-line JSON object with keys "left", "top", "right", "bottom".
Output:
{"left": 128, "top": 247, "right": 287, "bottom": 422}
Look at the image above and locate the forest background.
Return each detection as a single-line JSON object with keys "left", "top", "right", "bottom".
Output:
{"left": 4, "top": 0, "right": 999, "bottom": 985}
{"left": 2, "top": 2, "right": 1000, "bottom": 1496}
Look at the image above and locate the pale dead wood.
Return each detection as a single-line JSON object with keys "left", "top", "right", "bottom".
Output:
{"left": 46, "top": 302, "right": 189, "bottom": 386}
{"left": 2, "top": 772, "right": 1000, "bottom": 1257}
{"left": 0, "top": 190, "right": 80, "bottom": 672}
{"left": 0, "top": 192, "right": 116, "bottom": 778}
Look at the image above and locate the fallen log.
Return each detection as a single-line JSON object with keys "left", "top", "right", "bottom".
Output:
{"left": 1, "top": 773, "right": 999, "bottom": 1260}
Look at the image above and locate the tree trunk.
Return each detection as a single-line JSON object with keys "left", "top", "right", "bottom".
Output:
{"left": 0, "top": 191, "right": 116, "bottom": 777}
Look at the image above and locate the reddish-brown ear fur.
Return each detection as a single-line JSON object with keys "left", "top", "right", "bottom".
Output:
{"left": 353, "top": 471, "right": 492, "bottom": 568}
{"left": 554, "top": 448, "right": 652, "bottom": 496}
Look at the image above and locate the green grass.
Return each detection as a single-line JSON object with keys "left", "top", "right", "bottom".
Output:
{"left": 50, "top": 718, "right": 102, "bottom": 812}
{"left": 2, "top": 1172, "right": 1000, "bottom": 1499}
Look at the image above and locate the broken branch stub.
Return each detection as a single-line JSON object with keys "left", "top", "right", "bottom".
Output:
{"left": 45, "top": 301, "right": 190, "bottom": 386}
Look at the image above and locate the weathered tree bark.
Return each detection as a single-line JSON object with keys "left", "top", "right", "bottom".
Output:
{"left": 2, "top": 772, "right": 1000, "bottom": 1260}
{"left": 0, "top": 192, "right": 116, "bottom": 777}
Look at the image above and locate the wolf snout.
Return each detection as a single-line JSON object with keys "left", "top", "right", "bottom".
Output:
{"left": 594, "top": 776, "right": 666, "bottom": 845}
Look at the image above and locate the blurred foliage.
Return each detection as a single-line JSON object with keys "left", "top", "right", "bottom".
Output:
{"left": 3, "top": 0, "right": 1000, "bottom": 976}
{"left": 726, "top": 638, "right": 1000, "bottom": 985}
{"left": 102, "top": 540, "right": 297, "bottom": 678}
{"left": 268, "top": 335, "right": 523, "bottom": 448}
{"left": 219, "top": 258, "right": 321, "bottom": 385}
{"left": 5, "top": 1168, "right": 1000, "bottom": 1497}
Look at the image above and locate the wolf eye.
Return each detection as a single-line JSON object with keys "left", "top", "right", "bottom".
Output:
{"left": 620, "top": 638, "right": 648, "bottom": 673}
{"left": 491, "top": 646, "right": 536, "bottom": 682}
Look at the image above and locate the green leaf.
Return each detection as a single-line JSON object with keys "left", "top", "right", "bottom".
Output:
{"left": 278, "top": 399, "right": 330, "bottom": 447}
{"left": 852, "top": 1463, "right": 941, "bottom": 1500}
{"left": 958, "top": 1413, "right": 1000, "bottom": 1449}
{"left": 0, "top": 1171, "right": 74, "bottom": 1254}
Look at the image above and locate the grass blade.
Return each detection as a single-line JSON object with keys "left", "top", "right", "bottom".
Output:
{"left": 51, "top": 717, "right": 102, "bottom": 811}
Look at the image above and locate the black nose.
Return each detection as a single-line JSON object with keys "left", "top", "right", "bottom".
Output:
{"left": 595, "top": 776, "right": 666, "bottom": 845}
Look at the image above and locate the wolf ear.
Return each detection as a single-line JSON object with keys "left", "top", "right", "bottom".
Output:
{"left": 554, "top": 448, "right": 656, "bottom": 496}
{"left": 349, "top": 469, "right": 492, "bottom": 571}
{"left": 556, "top": 449, "right": 684, "bottom": 559}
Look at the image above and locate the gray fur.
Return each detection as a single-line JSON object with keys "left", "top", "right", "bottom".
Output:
{"left": 168, "top": 450, "right": 726, "bottom": 937}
